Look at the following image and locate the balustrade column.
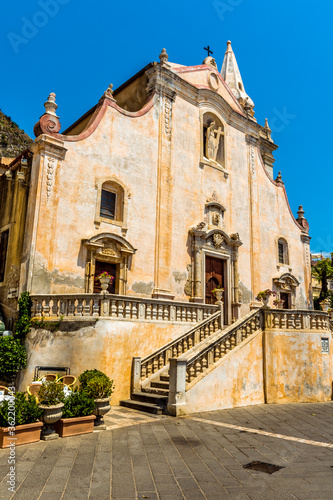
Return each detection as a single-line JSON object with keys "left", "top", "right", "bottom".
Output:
{"left": 167, "top": 358, "right": 187, "bottom": 416}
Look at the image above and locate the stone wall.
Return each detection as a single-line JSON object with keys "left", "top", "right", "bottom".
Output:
{"left": 20, "top": 318, "right": 195, "bottom": 404}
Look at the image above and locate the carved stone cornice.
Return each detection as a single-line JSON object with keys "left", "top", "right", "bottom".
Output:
{"left": 300, "top": 234, "right": 311, "bottom": 244}
{"left": 245, "top": 134, "right": 259, "bottom": 146}
{"left": 31, "top": 134, "right": 67, "bottom": 161}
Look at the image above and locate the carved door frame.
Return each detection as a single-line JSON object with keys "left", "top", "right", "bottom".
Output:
{"left": 189, "top": 225, "right": 242, "bottom": 324}
{"left": 82, "top": 233, "right": 136, "bottom": 295}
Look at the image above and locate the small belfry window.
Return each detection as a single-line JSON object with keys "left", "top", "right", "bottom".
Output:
{"left": 100, "top": 189, "right": 116, "bottom": 220}
{"left": 278, "top": 238, "right": 289, "bottom": 265}
{"left": 0, "top": 230, "right": 9, "bottom": 282}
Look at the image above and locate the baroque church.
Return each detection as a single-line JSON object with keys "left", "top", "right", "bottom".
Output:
{"left": 0, "top": 42, "right": 322, "bottom": 413}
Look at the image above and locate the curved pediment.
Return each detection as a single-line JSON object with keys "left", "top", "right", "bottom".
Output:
{"left": 273, "top": 273, "right": 300, "bottom": 291}
{"left": 83, "top": 232, "right": 136, "bottom": 254}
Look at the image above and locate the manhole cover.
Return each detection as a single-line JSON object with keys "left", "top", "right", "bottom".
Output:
{"left": 243, "top": 461, "right": 284, "bottom": 474}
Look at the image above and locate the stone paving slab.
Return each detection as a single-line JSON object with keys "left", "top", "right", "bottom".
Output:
{"left": 1, "top": 403, "right": 333, "bottom": 499}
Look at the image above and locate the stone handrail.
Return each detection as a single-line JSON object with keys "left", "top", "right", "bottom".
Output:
{"left": 263, "top": 309, "right": 330, "bottom": 331}
{"left": 166, "top": 308, "right": 331, "bottom": 415}
{"left": 182, "top": 308, "right": 261, "bottom": 386}
{"left": 139, "top": 309, "right": 222, "bottom": 383}
{"left": 30, "top": 293, "right": 217, "bottom": 323}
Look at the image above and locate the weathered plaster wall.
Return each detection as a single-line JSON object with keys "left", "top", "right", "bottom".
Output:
{"left": 264, "top": 330, "right": 333, "bottom": 403}
{"left": 184, "top": 332, "right": 265, "bottom": 414}
{"left": 20, "top": 319, "right": 194, "bottom": 404}
{"left": 24, "top": 64, "right": 311, "bottom": 309}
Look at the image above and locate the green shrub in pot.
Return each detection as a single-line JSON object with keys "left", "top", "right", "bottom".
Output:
{"left": 62, "top": 390, "right": 95, "bottom": 419}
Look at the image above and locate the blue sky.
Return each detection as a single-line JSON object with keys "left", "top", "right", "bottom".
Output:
{"left": 0, "top": 0, "right": 332, "bottom": 254}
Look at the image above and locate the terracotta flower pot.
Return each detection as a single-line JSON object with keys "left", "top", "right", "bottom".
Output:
{"left": 0, "top": 421, "right": 43, "bottom": 448}
{"left": 93, "top": 398, "right": 111, "bottom": 427}
{"left": 54, "top": 415, "right": 96, "bottom": 437}
{"left": 39, "top": 402, "right": 64, "bottom": 440}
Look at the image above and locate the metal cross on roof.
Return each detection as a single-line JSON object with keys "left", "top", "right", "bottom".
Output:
{"left": 204, "top": 46, "right": 213, "bottom": 57}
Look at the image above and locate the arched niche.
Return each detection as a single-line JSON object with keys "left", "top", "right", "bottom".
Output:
{"left": 200, "top": 111, "right": 226, "bottom": 172}
{"left": 83, "top": 233, "right": 136, "bottom": 294}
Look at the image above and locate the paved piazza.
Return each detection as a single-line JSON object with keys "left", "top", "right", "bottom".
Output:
{"left": 1, "top": 403, "right": 333, "bottom": 500}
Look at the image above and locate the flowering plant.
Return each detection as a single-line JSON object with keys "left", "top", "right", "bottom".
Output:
{"left": 96, "top": 271, "right": 114, "bottom": 281}
{"left": 256, "top": 289, "right": 276, "bottom": 301}
{"left": 273, "top": 298, "right": 284, "bottom": 306}
{"left": 212, "top": 286, "right": 224, "bottom": 294}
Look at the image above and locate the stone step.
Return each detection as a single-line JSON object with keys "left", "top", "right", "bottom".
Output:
{"left": 160, "top": 375, "right": 170, "bottom": 382}
{"left": 131, "top": 391, "right": 168, "bottom": 405}
{"left": 142, "top": 386, "right": 169, "bottom": 396}
{"left": 119, "top": 399, "right": 165, "bottom": 415}
{"left": 151, "top": 380, "right": 170, "bottom": 389}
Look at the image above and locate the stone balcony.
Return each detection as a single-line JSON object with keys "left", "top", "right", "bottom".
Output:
{"left": 30, "top": 293, "right": 218, "bottom": 324}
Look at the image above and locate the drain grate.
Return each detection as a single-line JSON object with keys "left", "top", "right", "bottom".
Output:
{"left": 243, "top": 461, "right": 284, "bottom": 474}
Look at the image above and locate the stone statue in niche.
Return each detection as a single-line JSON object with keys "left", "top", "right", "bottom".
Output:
{"left": 206, "top": 121, "right": 223, "bottom": 162}
{"left": 213, "top": 212, "right": 220, "bottom": 226}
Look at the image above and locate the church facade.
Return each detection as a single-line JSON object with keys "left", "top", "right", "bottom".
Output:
{"left": 2, "top": 42, "right": 311, "bottom": 320}
{"left": 0, "top": 43, "right": 320, "bottom": 407}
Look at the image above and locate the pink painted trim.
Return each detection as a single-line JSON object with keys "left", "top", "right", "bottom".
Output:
{"left": 257, "top": 150, "right": 304, "bottom": 232}
{"left": 47, "top": 94, "right": 156, "bottom": 143}
{"left": 174, "top": 65, "right": 245, "bottom": 116}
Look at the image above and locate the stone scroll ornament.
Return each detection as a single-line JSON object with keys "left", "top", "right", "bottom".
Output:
{"left": 34, "top": 93, "right": 61, "bottom": 137}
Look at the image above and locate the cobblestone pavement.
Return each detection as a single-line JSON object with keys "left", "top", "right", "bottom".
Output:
{"left": 1, "top": 402, "right": 333, "bottom": 500}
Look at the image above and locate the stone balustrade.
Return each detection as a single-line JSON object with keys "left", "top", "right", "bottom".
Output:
{"left": 139, "top": 310, "right": 222, "bottom": 382}
{"left": 166, "top": 308, "right": 332, "bottom": 415}
{"left": 183, "top": 309, "right": 261, "bottom": 385}
{"left": 30, "top": 294, "right": 217, "bottom": 324}
{"left": 263, "top": 309, "right": 331, "bottom": 331}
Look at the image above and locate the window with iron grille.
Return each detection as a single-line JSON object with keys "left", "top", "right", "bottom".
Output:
{"left": 100, "top": 190, "right": 116, "bottom": 220}
{"left": 0, "top": 230, "right": 9, "bottom": 282}
{"left": 278, "top": 242, "right": 284, "bottom": 264}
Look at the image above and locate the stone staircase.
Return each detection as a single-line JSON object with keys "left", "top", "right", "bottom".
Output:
{"left": 120, "top": 308, "right": 225, "bottom": 414}
{"left": 120, "top": 307, "right": 333, "bottom": 415}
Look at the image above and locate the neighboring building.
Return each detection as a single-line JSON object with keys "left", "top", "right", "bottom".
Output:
{"left": 1, "top": 43, "right": 323, "bottom": 411}
{"left": 311, "top": 253, "right": 333, "bottom": 299}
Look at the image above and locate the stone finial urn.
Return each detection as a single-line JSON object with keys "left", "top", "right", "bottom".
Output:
{"left": 93, "top": 398, "right": 111, "bottom": 428}
{"left": 99, "top": 276, "right": 111, "bottom": 291}
{"left": 39, "top": 402, "right": 64, "bottom": 440}
{"left": 213, "top": 288, "right": 224, "bottom": 303}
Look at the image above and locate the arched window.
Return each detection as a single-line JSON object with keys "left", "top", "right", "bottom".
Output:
{"left": 277, "top": 238, "right": 289, "bottom": 265}
{"left": 98, "top": 181, "right": 124, "bottom": 223}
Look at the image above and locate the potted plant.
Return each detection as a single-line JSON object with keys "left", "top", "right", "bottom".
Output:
{"left": 256, "top": 289, "right": 276, "bottom": 308}
{"left": 0, "top": 337, "right": 27, "bottom": 387}
{"left": 320, "top": 298, "right": 330, "bottom": 312}
{"left": 54, "top": 389, "right": 96, "bottom": 437}
{"left": 273, "top": 298, "right": 284, "bottom": 309}
{"left": 96, "top": 271, "right": 114, "bottom": 292}
{"left": 38, "top": 381, "right": 64, "bottom": 440}
{"left": 212, "top": 286, "right": 224, "bottom": 303}
{"left": 79, "top": 370, "right": 114, "bottom": 428}
{"left": 0, "top": 392, "right": 43, "bottom": 448}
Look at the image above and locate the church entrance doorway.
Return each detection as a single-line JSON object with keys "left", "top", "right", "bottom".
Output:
{"left": 93, "top": 261, "right": 116, "bottom": 294}
{"left": 205, "top": 256, "right": 224, "bottom": 304}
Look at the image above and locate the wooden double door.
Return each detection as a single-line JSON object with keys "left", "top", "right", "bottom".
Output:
{"left": 205, "top": 256, "right": 225, "bottom": 304}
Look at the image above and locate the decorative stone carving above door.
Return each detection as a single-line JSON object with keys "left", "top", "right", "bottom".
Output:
{"left": 83, "top": 233, "right": 136, "bottom": 295}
